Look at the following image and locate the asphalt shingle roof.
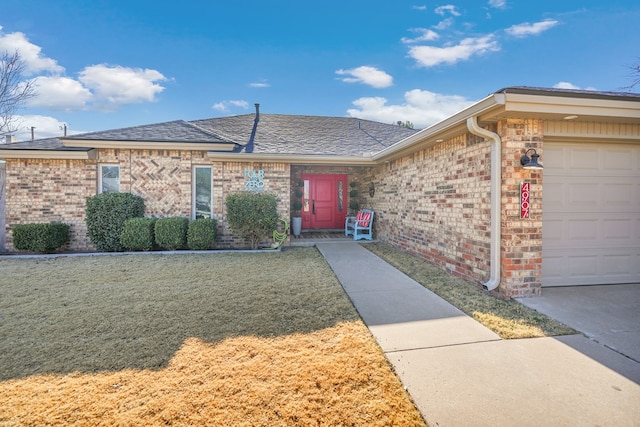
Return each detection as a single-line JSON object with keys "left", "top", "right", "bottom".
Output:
{"left": 0, "top": 114, "right": 418, "bottom": 157}
{"left": 64, "top": 120, "right": 234, "bottom": 143}
{"left": 193, "top": 114, "right": 419, "bottom": 156}
{"left": 0, "top": 137, "right": 89, "bottom": 151}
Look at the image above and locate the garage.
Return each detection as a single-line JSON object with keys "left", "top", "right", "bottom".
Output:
{"left": 542, "top": 141, "right": 640, "bottom": 286}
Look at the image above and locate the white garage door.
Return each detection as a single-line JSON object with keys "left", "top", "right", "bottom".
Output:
{"left": 542, "top": 142, "right": 640, "bottom": 287}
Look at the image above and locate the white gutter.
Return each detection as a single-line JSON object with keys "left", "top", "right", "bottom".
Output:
{"left": 466, "top": 116, "right": 501, "bottom": 291}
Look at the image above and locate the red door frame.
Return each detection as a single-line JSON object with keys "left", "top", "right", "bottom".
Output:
{"left": 301, "top": 174, "right": 348, "bottom": 230}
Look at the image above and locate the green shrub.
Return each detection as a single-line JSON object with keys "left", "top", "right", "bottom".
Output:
{"left": 187, "top": 218, "right": 218, "bottom": 250}
{"left": 86, "top": 192, "right": 145, "bottom": 252}
{"left": 155, "top": 217, "right": 189, "bottom": 250}
{"left": 120, "top": 217, "right": 156, "bottom": 251}
{"left": 12, "top": 222, "right": 70, "bottom": 253}
{"left": 226, "top": 193, "right": 279, "bottom": 249}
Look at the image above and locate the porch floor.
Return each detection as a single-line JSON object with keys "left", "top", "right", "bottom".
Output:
{"left": 288, "top": 229, "right": 375, "bottom": 247}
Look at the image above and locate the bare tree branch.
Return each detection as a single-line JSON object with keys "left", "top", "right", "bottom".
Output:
{"left": 0, "top": 50, "right": 36, "bottom": 135}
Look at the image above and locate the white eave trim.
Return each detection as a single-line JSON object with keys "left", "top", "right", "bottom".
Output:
{"left": 501, "top": 93, "right": 640, "bottom": 120}
{"left": 372, "top": 93, "right": 505, "bottom": 162}
{"left": 0, "top": 149, "right": 97, "bottom": 160}
{"left": 207, "top": 152, "right": 375, "bottom": 165}
{"left": 61, "top": 138, "right": 237, "bottom": 152}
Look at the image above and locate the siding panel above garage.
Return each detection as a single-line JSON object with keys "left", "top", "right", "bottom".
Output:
{"left": 542, "top": 142, "right": 640, "bottom": 286}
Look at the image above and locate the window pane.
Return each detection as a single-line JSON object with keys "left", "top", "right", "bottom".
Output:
{"left": 101, "top": 165, "right": 119, "bottom": 193}
{"left": 194, "top": 167, "right": 212, "bottom": 219}
{"left": 338, "top": 180, "right": 343, "bottom": 211}
{"left": 303, "top": 180, "right": 310, "bottom": 212}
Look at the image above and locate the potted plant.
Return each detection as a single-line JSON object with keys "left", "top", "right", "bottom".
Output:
{"left": 291, "top": 182, "right": 304, "bottom": 237}
{"left": 349, "top": 181, "right": 360, "bottom": 214}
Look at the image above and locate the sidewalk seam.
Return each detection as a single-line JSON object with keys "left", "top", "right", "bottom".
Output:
{"left": 383, "top": 338, "right": 503, "bottom": 355}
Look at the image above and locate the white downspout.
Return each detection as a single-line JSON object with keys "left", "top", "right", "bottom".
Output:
{"left": 466, "top": 116, "right": 501, "bottom": 291}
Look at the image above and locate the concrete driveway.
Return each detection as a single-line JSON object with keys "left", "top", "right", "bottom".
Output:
{"left": 516, "top": 284, "right": 640, "bottom": 379}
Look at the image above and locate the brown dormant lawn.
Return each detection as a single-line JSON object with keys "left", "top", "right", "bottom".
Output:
{"left": 0, "top": 248, "right": 426, "bottom": 426}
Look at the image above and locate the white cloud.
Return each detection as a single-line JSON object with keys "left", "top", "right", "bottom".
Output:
{"left": 506, "top": 19, "right": 559, "bottom": 37}
{"left": 0, "top": 25, "right": 64, "bottom": 74}
{"left": 0, "top": 26, "right": 169, "bottom": 114}
{"left": 10, "top": 114, "right": 87, "bottom": 141}
{"left": 346, "top": 89, "right": 474, "bottom": 129}
{"left": 336, "top": 66, "right": 393, "bottom": 88}
{"left": 553, "top": 82, "right": 598, "bottom": 91}
{"left": 249, "top": 81, "right": 270, "bottom": 88}
{"left": 488, "top": 0, "right": 507, "bottom": 9}
{"left": 79, "top": 64, "right": 166, "bottom": 106}
{"left": 434, "top": 18, "right": 455, "bottom": 30}
{"left": 553, "top": 81, "right": 580, "bottom": 90}
{"left": 27, "top": 76, "right": 93, "bottom": 110}
{"left": 402, "top": 28, "right": 439, "bottom": 44}
{"left": 212, "top": 100, "right": 250, "bottom": 112}
{"left": 435, "top": 5, "right": 461, "bottom": 16}
{"left": 408, "top": 35, "right": 500, "bottom": 67}
{"left": 413, "top": 5, "right": 427, "bottom": 10}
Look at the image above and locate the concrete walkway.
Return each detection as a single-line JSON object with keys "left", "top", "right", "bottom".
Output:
{"left": 317, "top": 242, "right": 640, "bottom": 427}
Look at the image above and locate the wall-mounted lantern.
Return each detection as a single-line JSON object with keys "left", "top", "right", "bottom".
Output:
{"left": 520, "top": 148, "right": 543, "bottom": 170}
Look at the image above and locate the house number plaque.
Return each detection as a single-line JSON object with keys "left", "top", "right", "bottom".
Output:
{"left": 244, "top": 169, "right": 265, "bottom": 192}
{"left": 520, "top": 181, "right": 530, "bottom": 219}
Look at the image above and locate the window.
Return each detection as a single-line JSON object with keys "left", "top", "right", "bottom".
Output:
{"left": 193, "top": 166, "right": 213, "bottom": 219}
{"left": 99, "top": 164, "right": 120, "bottom": 193}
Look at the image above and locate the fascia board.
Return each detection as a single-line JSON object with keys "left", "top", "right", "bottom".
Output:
{"left": 207, "top": 152, "right": 375, "bottom": 165}
{"left": 502, "top": 93, "right": 640, "bottom": 120}
{"left": 0, "top": 149, "right": 96, "bottom": 160}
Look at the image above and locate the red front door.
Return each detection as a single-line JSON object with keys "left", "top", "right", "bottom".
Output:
{"left": 301, "top": 174, "right": 347, "bottom": 230}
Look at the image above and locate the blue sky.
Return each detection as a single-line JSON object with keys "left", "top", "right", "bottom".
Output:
{"left": 2, "top": 0, "right": 639, "bottom": 141}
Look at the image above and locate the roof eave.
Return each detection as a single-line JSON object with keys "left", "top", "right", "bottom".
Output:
{"left": 207, "top": 152, "right": 375, "bottom": 165}
{"left": 372, "top": 93, "right": 505, "bottom": 162}
{"left": 0, "top": 149, "right": 97, "bottom": 160}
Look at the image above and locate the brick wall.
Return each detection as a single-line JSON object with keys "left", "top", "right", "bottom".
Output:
{"left": 364, "top": 118, "right": 545, "bottom": 298}
{"left": 365, "top": 133, "right": 493, "bottom": 286}
{"left": 4, "top": 151, "right": 292, "bottom": 252}
{"left": 498, "top": 119, "right": 544, "bottom": 297}
{"left": 4, "top": 158, "right": 97, "bottom": 251}
{"left": 213, "top": 161, "right": 290, "bottom": 248}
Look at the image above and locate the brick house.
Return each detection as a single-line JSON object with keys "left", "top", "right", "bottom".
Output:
{"left": 1, "top": 86, "right": 639, "bottom": 298}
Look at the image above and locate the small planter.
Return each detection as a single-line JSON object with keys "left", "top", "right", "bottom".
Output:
{"left": 291, "top": 216, "right": 302, "bottom": 237}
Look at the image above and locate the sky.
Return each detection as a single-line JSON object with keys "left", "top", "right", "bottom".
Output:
{"left": 1, "top": 0, "right": 639, "bottom": 141}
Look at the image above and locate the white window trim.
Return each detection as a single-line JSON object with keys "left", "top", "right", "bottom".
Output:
{"left": 192, "top": 165, "right": 213, "bottom": 219}
{"left": 98, "top": 164, "right": 120, "bottom": 194}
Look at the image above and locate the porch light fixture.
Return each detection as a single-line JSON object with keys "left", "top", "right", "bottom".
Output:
{"left": 520, "top": 148, "right": 543, "bottom": 170}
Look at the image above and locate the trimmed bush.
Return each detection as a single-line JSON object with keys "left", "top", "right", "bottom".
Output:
{"left": 155, "top": 217, "right": 189, "bottom": 250}
{"left": 86, "top": 193, "right": 145, "bottom": 252}
{"left": 12, "top": 222, "right": 70, "bottom": 253}
{"left": 187, "top": 218, "right": 218, "bottom": 250}
{"left": 226, "top": 193, "right": 279, "bottom": 249}
{"left": 120, "top": 217, "right": 156, "bottom": 251}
